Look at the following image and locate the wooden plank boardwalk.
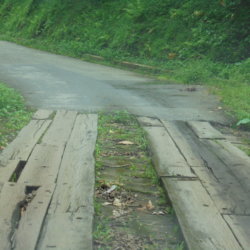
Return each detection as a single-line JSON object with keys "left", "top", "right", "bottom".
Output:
{"left": 1, "top": 110, "right": 250, "bottom": 249}
{"left": 139, "top": 117, "right": 250, "bottom": 250}
{"left": 0, "top": 110, "right": 97, "bottom": 250}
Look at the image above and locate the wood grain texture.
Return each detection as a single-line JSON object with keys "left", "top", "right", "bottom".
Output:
{"left": 193, "top": 167, "right": 250, "bottom": 215}
{"left": 0, "top": 160, "right": 21, "bottom": 183}
{"left": 0, "top": 120, "right": 51, "bottom": 167}
{"left": 207, "top": 140, "right": 250, "bottom": 193}
{"left": 0, "top": 183, "right": 26, "bottom": 250}
{"left": 17, "top": 144, "right": 64, "bottom": 186}
{"left": 32, "top": 109, "right": 54, "bottom": 120}
{"left": 144, "top": 126, "right": 196, "bottom": 177}
{"left": 13, "top": 184, "right": 55, "bottom": 250}
{"left": 42, "top": 110, "right": 77, "bottom": 146}
{"left": 38, "top": 114, "right": 98, "bottom": 250}
{"left": 223, "top": 215, "right": 250, "bottom": 249}
{"left": 188, "top": 121, "right": 225, "bottom": 139}
{"left": 162, "top": 178, "right": 241, "bottom": 250}
{"left": 162, "top": 120, "right": 204, "bottom": 167}
{"left": 37, "top": 209, "right": 93, "bottom": 250}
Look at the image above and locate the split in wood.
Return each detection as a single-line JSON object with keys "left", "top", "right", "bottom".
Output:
{"left": 9, "top": 160, "right": 27, "bottom": 182}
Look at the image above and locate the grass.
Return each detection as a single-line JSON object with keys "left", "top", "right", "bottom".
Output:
{"left": 94, "top": 111, "right": 185, "bottom": 249}
{"left": 0, "top": 82, "right": 32, "bottom": 148}
{"left": 95, "top": 111, "right": 156, "bottom": 183}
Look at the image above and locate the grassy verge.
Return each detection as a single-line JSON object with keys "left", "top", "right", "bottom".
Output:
{"left": 0, "top": 82, "right": 33, "bottom": 149}
{"left": 94, "top": 111, "right": 185, "bottom": 249}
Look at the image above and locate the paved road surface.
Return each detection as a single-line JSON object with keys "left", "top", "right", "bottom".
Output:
{"left": 0, "top": 41, "right": 226, "bottom": 122}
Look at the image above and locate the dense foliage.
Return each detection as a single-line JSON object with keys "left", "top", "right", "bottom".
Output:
{"left": 0, "top": 0, "right": 249, "bottom": 63}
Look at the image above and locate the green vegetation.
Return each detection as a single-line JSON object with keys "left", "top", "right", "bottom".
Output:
{"left": 0, "top": 0, "right": 249, "bottom": 125}
{"left": 94, "top": 111, "right": 185, "bottom": 249}
{"left": 0, "top": 82, "right": 32, "bottom": 148}
{"left": 95, "top": 111, "right": 156, "bottom": 183}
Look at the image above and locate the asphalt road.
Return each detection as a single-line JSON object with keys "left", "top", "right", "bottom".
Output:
{"left": 0, "top": 41, "right": 226, "bottom": 122}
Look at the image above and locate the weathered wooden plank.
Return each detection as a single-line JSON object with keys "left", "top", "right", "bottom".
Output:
{"left": 212, "top": 140, "right": 250, "bottom": 167}
{"left": 144, "top": 126, "right": 196, "bottom": 177}
{"left": 0, "top": 182, "right": 26, "bottom": 250}
{"left": 137, "top": 116, "right": 163, "bottom": 127}
{"left": 162, "top": 178, "right": 241, "bottom": 250}
{"left": 13, "top": 184, "right": 55, "bottom": 250}
{"left": 37, "top": 209, "right": 93, "bottom": 250}
{"left": 193, "top": 167, "right": 250, "bottom": 214}
{"left": 188, "top": 121, "right": 225, "bottom": 139}
{"left": 42, "top": 110, "right": 77, "bottom": 146}
{"left": 162, "top": 120, "right": 204, "bottom": 167}
{"left": 32, "top": 109, "right": 54, "bottom": 120}
{"left": 17, "top": 144, "right": 64, "bottom": 186}
{"left": 0, "top": 120, "right": 51, "bottom": 167}
{"left": 207, "top": 140, "right": 250, "bottom": 193}
{"left": 38, "top": 114, "right": 98, "bottom": 249}
{"left": 223, "top": 215, "right": 250, "bottom": 249}
{"left": 0, "top": 159, "right": 20, "bottom": 183}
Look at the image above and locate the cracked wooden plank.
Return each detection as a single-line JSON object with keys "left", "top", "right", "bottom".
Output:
{"left": 144, "top": 126, "right": 196, "bottom": 177}
{"left": 188, "top": 121, "right": 225, "bottom": 139}
{"left": 13, "top": 184, "right": 55, "bottom": 250}
{"left": 17, "top": 144, "right": 64, "bottom": 186}
{"left": 42, "top": 110, "right": 77, "bottom": 146}
{"left": 0, "top": 182, "right": 26, "bottom": 250}
{"left": 37, "top": 114, "right": 98, "bottom": 250}
{"left": 0, "top": 160, "right": 21, "bottom": 183}
{"left": 162, "top": 178, "right": 241, "bottom": 250}
{"left": 223, "top": 215, "right": 250, "bottom": 249}
{"left": 0, "top": 120, "right": 51, "bottom": 167}
{"left": 193, "top": 167, "right": 250, "bottom": 214}
{"left": 207, "top": 140, "right": 250, "bottom": 193}
{"left": 162, "top": 120, "right": 204, "bottom": 167}
{"left": 172, "top": 121, "right": 250, "bottom": 215}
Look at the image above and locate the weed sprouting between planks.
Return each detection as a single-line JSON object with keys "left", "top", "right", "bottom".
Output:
{"left": 94, "top": 111, "right": 186, "bottom": 249}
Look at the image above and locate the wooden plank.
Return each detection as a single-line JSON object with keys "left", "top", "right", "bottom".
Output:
{"left": 223, "top": 215, "right": 250, "bottom": 249}
{"left": 37, "top": 209, "right": 93, "bottom": 250}
{"left": 0, "top": 182, "right": 26, "bottom": 250}
{"left": 38, "top": 114, "right": 98, "bottom": 249}
{"left": 162, "top": 120, "right": 204, "bottom": 167}
{"left": 144, "top": 126, "right": 196, "bottom": 177}
{"left": 137, "top": 117, "right": 163, "bottom": 127}
{"left": 0, "top": 120, "right": 51, "bottom": 167}
{"left": 13, "top": 184, "right": 55, "bottom": 250}
{"left": 0, "top": 159, "right": 21, "bottom": 183}
{"left": 17, "top": 144, "right": 65, "bottom": 186}
{"left": 42, "top": 110, "right": 77, "bottom": 146}
{"left": 32, "top": 109, "right": 54, "bottom": 120}
{"left": 188, "top": 121, "right": 225, "bottom": 139}
{"left": 162, "top": 178, "right": 241, "bottom": 250}
{"left": 193, "top": 167, "right": 250, "bottom": 214}
{"left": 207, "top": 140, "right": 250, "bottom": 193}
{"left": 212, "top": 140, "right": 250, "bottom": 167}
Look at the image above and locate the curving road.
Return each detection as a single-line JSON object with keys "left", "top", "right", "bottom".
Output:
{"left": 0, "top": 41, "right": 226, "bottom": 122}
